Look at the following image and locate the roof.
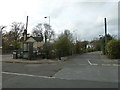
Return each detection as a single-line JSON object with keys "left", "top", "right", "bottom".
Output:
{"left": 20, "top": 36, "right": 43, "bottom": 42}
{"left": 32, "top": 37, "right": 43, "bottom": 42}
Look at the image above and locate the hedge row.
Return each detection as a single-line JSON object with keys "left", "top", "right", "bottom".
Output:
{"left": 106, "top": 40, "right": 120, "bottom": 59}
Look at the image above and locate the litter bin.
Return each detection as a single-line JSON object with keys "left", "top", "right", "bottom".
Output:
{"left": 13, "top": 50, "right": 18, "bottom": 59}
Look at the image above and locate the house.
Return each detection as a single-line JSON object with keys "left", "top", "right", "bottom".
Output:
{"left": 21, "top": 36, "right": 44, "bottom": 50}
{"left": 18, "top": 35, "right": 45, "bottom": 59}
{"left": 21, "top": 36, "right": 44, "bottom": 51}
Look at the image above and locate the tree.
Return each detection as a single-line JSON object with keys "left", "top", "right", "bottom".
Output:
{"left": 0, "top": 25, "right": 6, "bottom": 32}
{"left": 2, "top": 22, "right": 24, "bottom": 52}
{"left": 90, "top": 40, "right": 101, "bottom": 51}
{"left": 2, "top": 31, "right": 21, "bottom": 50}
{"left": 32, "top": 23, "right": 43, "bottom": 37}
{"left": 32, "top": 23, "right": 54, "bottom": 43}
{"left": 100, "top": 34, "right": 114, "bottom": 54}
{"left": 54, "top": 30, "right": 73, "bottom": 57}
{"left": 106, "top": 40, "right": 120, "bottom": 59}
{"left": 43, "top": 23, "right": 54, "bottom": 43}
{"left": 11, "top": 22, "right": 25, "bottom": 41}
{"left": 75, "top": 41, "right": 88, "bottom": 54}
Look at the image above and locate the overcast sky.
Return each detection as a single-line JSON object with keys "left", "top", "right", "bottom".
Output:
{"left": 0, "top": 0, "right": 119, "bottom": 41}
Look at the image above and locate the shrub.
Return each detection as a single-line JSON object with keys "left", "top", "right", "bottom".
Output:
{"left": 106, "top": 40, "right": 120, "bottom": 59}
{"left": 100, "top": 34, "right": 113, "bottom": 55}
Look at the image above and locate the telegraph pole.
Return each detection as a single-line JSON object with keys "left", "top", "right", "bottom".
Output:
{"left": 26, "top": 16, "right": 28, "bottom": 31}
{"left": 23, "top": 16, "right": 28, "bottom": 41}
{"left": 104, "top": 18, "right": 107, "bottom": 54}
{"left": 104, "top": 18, "right": 107, "bottom": 44}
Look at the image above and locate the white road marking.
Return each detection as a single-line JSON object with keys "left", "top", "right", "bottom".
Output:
{"left": 102, "top": 64, "right": 111, "bottom": 66}
{"left": 102, "top": 64, "right": 120, "bottom": 66}
{"left": 112, "top": 64, "right": 120, "bottom": 66}
{"left": 87, "top": 60, "right": 119, "bottom": 66}
{"left": 88, "top": 60, "right": 98, "bottom": 66}
{"left": 2, "top": 72, "right": 56, "bottom": 79}
{"left": 92, "top": 64, "right": 98, "bottom": 65}
{"left": 88, "top": 60, "right": 92, "bottom": 65}
{"left": 2, "top": 71, "right": 74, "bottom": 80}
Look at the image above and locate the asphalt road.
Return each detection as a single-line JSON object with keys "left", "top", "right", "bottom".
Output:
{"left": 2, "top": 51, "right": 119, "bottom": 88}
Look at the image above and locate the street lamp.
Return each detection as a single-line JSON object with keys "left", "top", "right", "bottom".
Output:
{"left": 44, "top": 16, "right": 50, "bottom": 29}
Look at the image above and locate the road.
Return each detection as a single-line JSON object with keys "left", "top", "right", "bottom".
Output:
{"left": 2, "top": 51, "right": 119, "bottom": 88}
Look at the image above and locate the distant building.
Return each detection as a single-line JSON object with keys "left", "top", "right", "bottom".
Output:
{"left": 26, "top": 36, "right": 44, "bottom": 50}
{"left": 21, "top": 36, "right": 44, "bottom": 50}
{"left": 86, "top": 44, "right": 94, "bottom": 48}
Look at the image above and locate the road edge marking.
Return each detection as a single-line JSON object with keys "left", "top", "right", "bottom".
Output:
{"left": 2, "top": 72, "right": 56, "bottom": 79}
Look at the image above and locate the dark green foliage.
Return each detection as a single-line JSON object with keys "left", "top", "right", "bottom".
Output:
{"left": 100, "top": 34, "right": 114, "bottom": 55}
{"left": 106, "top": 40, "right": 120, "bottom": 59}
{"left": 75, "top": 41, "right": 88, "bottom": 54}
{"left": 39, "top": 42, "right": 57, "bottom": 59}
{"left": 54, "top": 30, "right": 73, "bottom": 57}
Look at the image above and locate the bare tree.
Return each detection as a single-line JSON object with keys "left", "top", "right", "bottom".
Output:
{"left": 32, "top": 23, "right": 43, "bottom": 37}
{"left": 11, "top": 22, "right": 25, "bottom": 41}
{"left": 44, "top": 23, "right": 54, "bottom": 43}
{"left": 32, "top": 23, "right": 54, "bottom": 43}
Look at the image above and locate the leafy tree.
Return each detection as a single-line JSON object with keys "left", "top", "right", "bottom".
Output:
{"left": 2, "top": 22, "right": 24, "bottom": 52}
{"left": 106, "top": 40, "right": 120, "bottom": 59}
{"left": 90, "top": 40, "right": 101, "bottom": 51}
{"left": 75, "top": 41, "right": 88, "bottom": 54}
{"left": 54, "top": 30, "right": 73, "bottom": 57}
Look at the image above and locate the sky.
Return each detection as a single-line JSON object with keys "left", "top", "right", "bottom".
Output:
{"left": 0, "top": 0, "right": 119, "bottom": 41}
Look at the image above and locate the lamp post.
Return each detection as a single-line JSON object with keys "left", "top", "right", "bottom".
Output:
{"left": 44, "top": 16, "right": 51, "bottom": 59}
{"left": 44, "top": 16, "right": 50, "bottom": 29}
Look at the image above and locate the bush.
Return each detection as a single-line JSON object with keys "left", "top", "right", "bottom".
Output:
{"left": 100, "top": 34, "right": 114, "bottom": 55}
{"left": 54, "top": 33, "right": 73, "bottom": 57}
{"left": 106, "top": 40, "right": 120, "bottom": 59}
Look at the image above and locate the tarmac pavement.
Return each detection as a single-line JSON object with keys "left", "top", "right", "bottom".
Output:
{"left": 2, "top": 51, "right": 120, "bottom": 88}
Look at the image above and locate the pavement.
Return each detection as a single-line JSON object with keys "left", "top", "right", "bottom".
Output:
{"left": 2, "top": 51, "right": 120, "bottom": 88}
{"left": 1, "top": 54, "right": 70, "bottom": 64}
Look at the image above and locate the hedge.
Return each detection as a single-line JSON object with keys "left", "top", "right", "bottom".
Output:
{"left": 106, "top": 40, "right": 120, "bottom": 59}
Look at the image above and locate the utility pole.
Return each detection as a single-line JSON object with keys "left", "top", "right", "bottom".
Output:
{"left": 23, "top": 16, "right": 28, "bottom": 41}
{"left": 104, "top": 18, "right": 107, "bottom": 54}
{"left": 26, "top": 16, "right": 28, "bottom": 30}
{"left": 104, "top": 18, "right": 107, "bottom": 44}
